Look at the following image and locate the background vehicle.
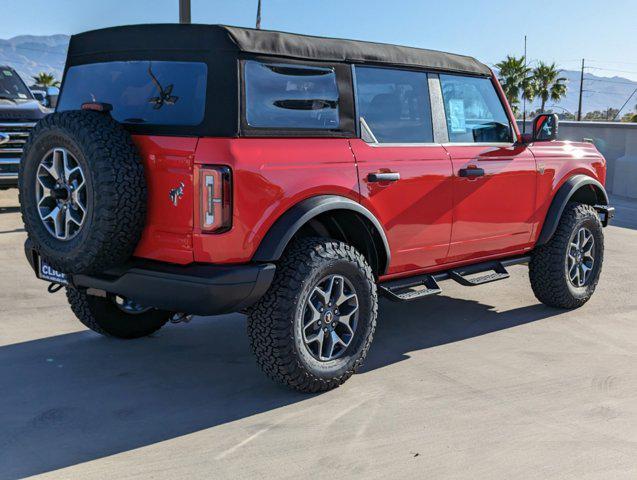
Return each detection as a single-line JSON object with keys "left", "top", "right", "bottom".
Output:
{"left": 0, "top": 65, "right": 51, "bottom": 189}
{"left": 19, "top": 25, "right": 613, "bottom": 392}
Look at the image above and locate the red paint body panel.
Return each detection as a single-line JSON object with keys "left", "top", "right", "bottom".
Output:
{"left": 128, "top": 71, "right": 607, "bottom": 284}
{"left": 527, "top": 140, "right": 606, "bottom": 241}
{"left": 349, "top": 139, "right": 453, "bottom": 275}
{"left": 132, "top": 135, "right": 197, "bottom": 264}
{"left": 444, "top": 143, "right": 537, "bottom": 263}
{"left": 192, "top": 138, "right": 359, "bottom": 264}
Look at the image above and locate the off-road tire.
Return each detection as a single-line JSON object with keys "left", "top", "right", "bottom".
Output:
{"left": 247, "top": 238, "right": 378, "bottom": 393}
{"left": 66, "top": 287, "right": 170, "bottom": 339}
{"left": 19, "top": 110, "right": 146, "bottom": 274}
{"left": 530, "top": 203, "right": 604, "bottom": 309}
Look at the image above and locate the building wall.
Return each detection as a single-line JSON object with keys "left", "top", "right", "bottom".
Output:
{"left": 518, "top": 121, "right": 637, "bottom": 198}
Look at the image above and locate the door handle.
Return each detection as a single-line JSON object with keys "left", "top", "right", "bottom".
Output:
{"left": 367, "top": 172, "right": 400, "bottom": 182}
{"left": 458, "top": 166, "right": 485, "bottom": 178}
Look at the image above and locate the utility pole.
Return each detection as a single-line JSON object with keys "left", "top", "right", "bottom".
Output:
{"left": 577, "top": 58, "right": 584, "bottom": 121}
{"left": 256, "top": 0, "right": 262, "bottom": 29}
{"left": 179, "top": 0, "right": 191, "bottom": 24}
{"left": 522, "top": 35, "right": 527, "bottom": 133}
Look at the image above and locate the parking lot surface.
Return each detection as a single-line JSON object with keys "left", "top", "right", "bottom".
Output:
{"left": 1, "top": 189, "right": 636, "bottom": 480}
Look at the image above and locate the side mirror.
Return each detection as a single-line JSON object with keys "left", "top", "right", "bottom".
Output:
{"left": 46, "top": 86, "right": 60, "bottom": 109}
{"left": 532, "top": 113, "right": 558, "bottom": 142}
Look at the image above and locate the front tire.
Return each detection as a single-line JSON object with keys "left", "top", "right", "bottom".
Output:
{"left": 247, "top": 238, "right": 378, "bottom": 393}
{"left": 530, "top": 203, "right": 604, "bottom": 309}
{"left": 67, "top": 288, "right": 170, "bottom": 339}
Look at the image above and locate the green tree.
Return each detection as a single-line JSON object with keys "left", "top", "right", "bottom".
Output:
{"left": 495, "top": 55, "right": 534, "bottom": 116}
{"left": 529, "top": 62, "right": 568, "bottom": 113}
{"left": 32, "top": 72, "right": 60, "bottom": 88}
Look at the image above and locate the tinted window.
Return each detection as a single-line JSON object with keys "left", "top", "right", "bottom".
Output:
{"left": 58, "top": 61, "right": 207, "bottom": 126}
{"left": 244, "top": 61, "right": 339, "bottom": 129}
{"left": 354, "top": 66, "right": 432, "bottom": 143}
{"left": 0, "top": 68, "right": 32, "bottom": 100}
{"left": 440, "top": 74, "right": 512, "bottom": 143}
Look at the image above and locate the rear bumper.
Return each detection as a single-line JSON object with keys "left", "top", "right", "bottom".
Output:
{"left": 25, "top": 245, "right": 275, "bottom": 315}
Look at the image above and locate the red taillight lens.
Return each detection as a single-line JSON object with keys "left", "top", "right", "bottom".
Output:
{"left": 200, "top": 166, "right": 232, "bottom": 233}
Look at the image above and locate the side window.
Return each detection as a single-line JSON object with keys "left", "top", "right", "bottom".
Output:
{"left": 439, "top": 74, "right": 513, "bottom": 143}
{"left": 244, "top": 60, "right": 339, "bottom": 130}
{"left": 354, "top": 66, "right": 433, "bottom": 143}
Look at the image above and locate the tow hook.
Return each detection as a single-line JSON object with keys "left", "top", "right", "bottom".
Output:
{"left": 47, "top": 283, "right": 64, "bottom": 294}
{"left": 170, "top": 312, "right": 193, "bottom": 324}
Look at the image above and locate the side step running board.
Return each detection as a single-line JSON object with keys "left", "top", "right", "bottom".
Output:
{"left": 379, "top": 255, "right": 530, "bottom": 302}
{"left": 379, "top": 274, "right": 441, "bottom": 302}
{"left": 448, "top": 262, "right": 509, "bottom": 286}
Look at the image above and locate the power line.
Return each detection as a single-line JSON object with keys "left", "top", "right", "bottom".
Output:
{"left": 586, "top": 66, "right": 637, "bottom": 75}
{"left": 586, "top": 78, "right": 637, "bottom": 87}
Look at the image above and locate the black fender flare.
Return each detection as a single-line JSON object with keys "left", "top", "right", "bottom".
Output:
{"left": 252, "top": 195, "right": 391, "bottom": 274}
{"left": 537, "top": 175, "right": 608, "bottom": 246}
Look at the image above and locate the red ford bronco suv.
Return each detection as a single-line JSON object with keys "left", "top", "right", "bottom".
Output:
{"left": 20, "top": 25, "right": 614, "bottom": 392}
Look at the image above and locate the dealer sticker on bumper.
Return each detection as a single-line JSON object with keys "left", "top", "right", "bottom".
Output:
{"left": 38, "top": 257, "right": 68, "bottom": 285}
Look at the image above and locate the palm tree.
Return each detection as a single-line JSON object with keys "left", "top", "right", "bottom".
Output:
{"left": 529, "top": 62, "right": 568, "bottom": 113}
{"left": 495, "top": 55, "right": 534, "bottom": 115}
{"left": 32, "top": 72, "right": 60, "bottom": 88}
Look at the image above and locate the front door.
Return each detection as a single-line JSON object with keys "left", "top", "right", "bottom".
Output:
{"left": 350, "top": 66, "right": 453, "bottom": 277}
{"left": 437, "top": 73, "right": 537, "bottom": 263}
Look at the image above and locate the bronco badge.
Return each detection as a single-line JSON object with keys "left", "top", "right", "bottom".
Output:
{"left": 169, "top": 182, "right": 185, "bottom": 206}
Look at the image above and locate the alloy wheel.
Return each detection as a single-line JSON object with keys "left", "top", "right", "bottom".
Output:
{"left": 567, "top": 227, "right": 595, "bottom": 287}
{"left": 35, "top": 148, "right": 87, "bottom": 241}
{"left": 301, "top": 274, "right": 359, "bottom": 361}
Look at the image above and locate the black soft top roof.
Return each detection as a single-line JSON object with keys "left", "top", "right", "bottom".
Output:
{"left": 67, "top": 24, "right": 491, "bottom": 76}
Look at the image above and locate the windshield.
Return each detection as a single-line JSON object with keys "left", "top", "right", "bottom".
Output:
{"left": 0, "top": 68, "right": 33, "bottom": 100}
{"left": 58, "top": 60, "right": 207, "bottom": 126}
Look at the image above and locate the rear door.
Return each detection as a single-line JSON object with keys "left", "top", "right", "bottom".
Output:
{"left": 438, "top": 74, "right": 537, "bottom": 263}
{"left": 350, "top": 66, "right": 453, "bottom": 277}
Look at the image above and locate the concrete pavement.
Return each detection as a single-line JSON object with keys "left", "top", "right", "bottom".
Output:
{"left": 1, "top": 189, "right": 636, "bottom": 479}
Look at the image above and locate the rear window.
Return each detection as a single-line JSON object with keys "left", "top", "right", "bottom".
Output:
{"left": 58, "top": 61, "right": 207, "bottom": 126}
{"left": 244, "top": 60, "right": 340, "bottom": 130}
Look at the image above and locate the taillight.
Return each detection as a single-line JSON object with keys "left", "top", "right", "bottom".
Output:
{"left": 200, "top": 166, "right": 232, "bottom": 233}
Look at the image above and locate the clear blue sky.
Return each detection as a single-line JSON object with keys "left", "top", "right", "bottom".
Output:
{"left": 3, "top": 0, "right": 637, "bottom": 79}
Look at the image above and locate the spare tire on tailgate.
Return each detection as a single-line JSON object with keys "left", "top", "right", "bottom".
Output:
{"left": 19, "top": 110, "right": 146, "bottom": 274}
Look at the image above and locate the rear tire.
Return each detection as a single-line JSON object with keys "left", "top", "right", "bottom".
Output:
{"left": 19, "top": 111, "right": 146, "bottom": 274}
{"left": 67, "top": 288, "right": 170, "bottom": 339}
{"left": 529, "top": 203, "right": 604, "bottom": 309}
{"left": 247, "top": 238, "right": 377, "bottom": 393}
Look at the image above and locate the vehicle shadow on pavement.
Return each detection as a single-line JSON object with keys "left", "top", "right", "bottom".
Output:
{"left": 0, "top": 296, "right": 560, "bottom": 479}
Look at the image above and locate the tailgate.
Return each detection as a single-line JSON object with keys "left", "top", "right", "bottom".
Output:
{"left": 132, "top": 135, "right": 197, "bottom": 264}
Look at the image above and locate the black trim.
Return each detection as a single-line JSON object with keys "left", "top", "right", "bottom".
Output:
{"left": 252, "top": 195, "right": 391, "bottom": 274}
{"left": 25, "top": 242, "right": 275, "bottom": 315}
{"left": 62, "top": 24, "right": 491, "bottom": 138}
{"left": 380, "top": 255, "right": 530, "bottom": 301}
{"left": 537, "top": 175, "right": 610, "bottom": 246}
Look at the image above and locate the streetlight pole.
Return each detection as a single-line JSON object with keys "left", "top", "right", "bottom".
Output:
{"left": 256, "top": 0, "right": 262, "bottom": 29}
{"left": 179, "top": 0, "right": 191, "bottom": 24}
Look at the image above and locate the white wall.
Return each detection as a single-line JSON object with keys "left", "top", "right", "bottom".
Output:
{"left": 518, "top": 121, "right": 637, "bottom": 198}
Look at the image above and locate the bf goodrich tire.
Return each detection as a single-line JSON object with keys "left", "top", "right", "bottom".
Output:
{"left": 19, "top": 111, "right": 146, "bottom": 274}
{"left": 247, "top": 238, "right": 378, "bottom": 393}
{"left": 530, "top": 203, "right": 604, "bottom": 309}
{"left": 67, "top": 288, "right": 170, "bottom": 339}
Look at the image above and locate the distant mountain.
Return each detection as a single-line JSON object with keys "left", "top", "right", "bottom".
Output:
{"left": 523, "top": 69, "right": 637, "bottom": 116}
{"left": 0, "top": 34, "right": 69, "bottom": 86}
{"left": 1, "top": 34, "right": 636, "bottom": 115}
